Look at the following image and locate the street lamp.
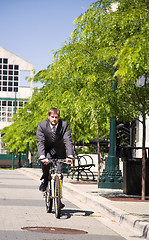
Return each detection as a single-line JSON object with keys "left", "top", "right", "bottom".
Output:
{"left": 98, "top": 80, "right": 122, "bottom": 188}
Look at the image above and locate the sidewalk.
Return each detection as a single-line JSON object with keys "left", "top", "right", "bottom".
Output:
{"left": 19, "top": 167, "right": 149, "bottom": 239}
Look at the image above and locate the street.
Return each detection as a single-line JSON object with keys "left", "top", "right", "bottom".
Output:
{"left": 0, "top": 169, "right": 126, "bottom": 240}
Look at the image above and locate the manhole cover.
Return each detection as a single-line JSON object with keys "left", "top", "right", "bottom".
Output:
{"left": 22, "top": 227, "right": 88, "bottom": 234}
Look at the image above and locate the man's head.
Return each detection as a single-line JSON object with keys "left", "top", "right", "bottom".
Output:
{"left": 48, "top": 108, "right": 60, "bottom": 126}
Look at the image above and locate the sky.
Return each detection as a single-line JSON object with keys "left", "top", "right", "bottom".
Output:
{"left": 0, "top": 0, "right": 94, "bottom": 88}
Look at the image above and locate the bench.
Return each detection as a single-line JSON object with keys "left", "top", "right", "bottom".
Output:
{"left": 67, "top": 154, "right": 95, "bottom": 181}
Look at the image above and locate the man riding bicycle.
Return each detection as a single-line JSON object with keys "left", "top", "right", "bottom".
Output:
{"left": 36, "top": 108, "right": 74, "bottom": 208}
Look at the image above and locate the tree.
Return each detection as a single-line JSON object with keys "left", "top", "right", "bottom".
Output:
{"left": 70, "top": 0, "right": 149, "bottom": 198}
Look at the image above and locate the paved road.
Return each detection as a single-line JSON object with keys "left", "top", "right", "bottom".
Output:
{"left": 0, "top": 169, "right": 126, "bottom": 240}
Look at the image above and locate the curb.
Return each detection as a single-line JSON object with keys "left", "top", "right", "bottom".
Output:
{"left": 63, "top": 182, "right": 149, "bottom": 239}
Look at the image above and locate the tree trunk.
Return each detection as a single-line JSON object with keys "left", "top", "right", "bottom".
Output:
{"left": 141, "top": 112, "right": 146, "bottom": 200}
{"left": 97, "top": 121, "right": 101, "bottom": 181}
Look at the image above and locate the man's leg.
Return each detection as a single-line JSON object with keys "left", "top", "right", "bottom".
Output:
{"left": 39, "top": 163, "right": 50, "bottom": 191}
{"left": 56, "top": 160, "right": 65, "bottom": 208}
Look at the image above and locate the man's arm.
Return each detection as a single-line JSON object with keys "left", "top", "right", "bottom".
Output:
{"left": 36, "top": 123, "right": 46, "bottom": 159}
{"left": 63, "top": 122, "right": 74, "bottom": 162}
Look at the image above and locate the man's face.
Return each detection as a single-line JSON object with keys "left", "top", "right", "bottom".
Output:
{"left": 48, "top": 113, "right": 60, "bottom": 126}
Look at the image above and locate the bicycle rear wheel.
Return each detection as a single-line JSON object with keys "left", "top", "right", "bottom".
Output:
{"left": 45, "top": 181, "right": 53, "bottom": 213}
{"left": 54, "top": 175, "right": 61, "bottom": 218}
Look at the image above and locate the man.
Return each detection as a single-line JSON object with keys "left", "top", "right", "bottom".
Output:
{"left": 36, "top": 108, "right": 74, "bottom": 193}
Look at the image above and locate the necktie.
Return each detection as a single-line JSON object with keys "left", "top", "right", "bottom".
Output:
{"left": 51, "top": 127, "right": 56, "bottom": 142}
{"left": 52, "top": 127, "right": 56, "bottom": 133}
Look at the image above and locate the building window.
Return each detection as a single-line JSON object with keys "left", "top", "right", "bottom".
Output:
{"left": 14, "top": 65, "right": 19, "bottom": 70}
{"left": 3, "top": 70, "right": 7, "bottom": 75}
{"left": 3, "top": 58, "right": 8, "bottom": 64}
{"left": 14, "top": 71, "right": 18, "bottom": 75}
{"left": 14, "top": 82, "right": 18, "bottom": 86}
{"left": 9, "top": 76, "right": 13, "bottom": 80}
{"left": 8, "top": 87, "right": 12, "bottom": 92}
{"left": 3, "top": 65, "right": 7, "bottom": 69}
{"left": 9, "top": 71, "right": 13, "bottom": 75}
{"left": 14, "top": 87, "right": 18, "bottom": 92}
{"left": 14, "top": 76, "right": 18, "bottom": 81}
{"left": 8, "top": 82, "right": 12, "bottom": 86}
{"left": 3, "top": 76, "right": 7, "bottom": 80}
{"left": 9, "top": 65, "right": 13, "bottom": 69}
{"left": 2, "top": 101, "right": 6, "bottom": 106}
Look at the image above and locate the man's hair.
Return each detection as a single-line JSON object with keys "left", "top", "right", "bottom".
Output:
{"left": 48, "top": 108, "right": 60, "bottom": 117}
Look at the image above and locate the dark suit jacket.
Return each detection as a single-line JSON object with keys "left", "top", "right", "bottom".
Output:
{"left": 36, "top": 118, "right": 74, "bottom": 159}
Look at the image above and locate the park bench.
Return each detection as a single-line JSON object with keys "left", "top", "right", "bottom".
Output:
{"left": 67, "top": 154, "right": 95, "bottom": 181}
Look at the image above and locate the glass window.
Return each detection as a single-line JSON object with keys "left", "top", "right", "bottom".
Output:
{"left": 0, "top": 82, "right": 1, "bottom": 85}
{"left": 2, "top": 101, "right": 6, "bottom": 106}
{"left": 7, "top": 112, "right": 12, "bottom": 117}
{"left": 14, "top": 65, "right": 19, "bottom": 70}
{"left": 3, "top": 76, "right": 7, "bottom": 80}
{"left": 3, "top": 65, "right": 7, "bottom": 69}
{"left": 14, "top": 71, "right": 18, "bottom": 75}
{"left": 2, "top": 111, "right": 6, "bottom": 116}
{"left": 13, "top": 101, "right": 18, "bottom": 106}
{"left": 8, "top": 118, "right": 12, "bottom": 122}
{"left": 14, "top": 76, "right": 18, "bottom": 81}
{"left": 0, "top": 59, "right": 2, "bottom": 63}
{"left": 0, "top": 65, "right": 2, "bottom": 69}
{"left": 14, "top": 82, "right": 18, "bottom": 86}
{"left": 3, "top": 70, "right": 7, "bottom": 75}
{"left": 8, "top": 82, "right": 12, "bottom": 86}
{"left": 8, "top": 101, "right": 12, "bottom": 106}
{"left": 3, "top": 59, "right": 8, "bottom": 64}
{"left": 0, "top": 76, "right": 1, "bottom": 80}
{"left": 8, "top": 87, "right": 12, "bottom": 92}
{"left": 19, "top": 102, "right": 23, "bottom": 107}
{"left": 0, "top": 70, "right": 1, "bottom": 74}
{"left": 9, "top": 71, "right": 13, "bottom": 75}
{"left": 3, "top": 81, "right": 7, "bottom": 86}
{"left": 9, "top": 76, "right": 13, "bottom": 80}
{"left": 2, "top": 117, "right": 6, "bottom": 122}
{"left": 8, "top": 107, "right": 12, "bottom": 112}
{"left": 9, "top": 65, "right": 13, "bottom": 69}
{"left": 3, "top": 87, "right": 7, "bottom": 91}
{"left": 14, "top": 87, "right": 18, "bottom": 92}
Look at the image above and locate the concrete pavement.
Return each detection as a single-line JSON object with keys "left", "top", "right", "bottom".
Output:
{"left": 0, "top": 168, "right": 127, "bottom": 240}
{"left": 19, "top": 167, "right": 149, "bottom": 239}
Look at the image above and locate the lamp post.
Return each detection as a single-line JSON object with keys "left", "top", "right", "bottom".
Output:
{"left": 24, "top": 142, "right": 30, "bottom": 167}
{"left": 11, "top": 89, "right": 17, "bottom": 169}
{"left": 98, "top": 81, "right": 123, "bottom": 189}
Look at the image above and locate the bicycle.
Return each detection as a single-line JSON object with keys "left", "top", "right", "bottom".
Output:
{"left": 44, "top": 159, "right": 66, "bottom": 219}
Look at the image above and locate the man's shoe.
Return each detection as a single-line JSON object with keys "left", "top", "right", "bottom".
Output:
{"left": 60, "top": 202, "right": 65, "bottom": 209}
{"left": 39, "top": 182, "right": 47, "bottom": 192}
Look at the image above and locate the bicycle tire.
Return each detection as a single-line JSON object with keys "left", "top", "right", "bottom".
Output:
{"left": 54, "top": 175, "right": 61, "bottom": 219}
{"left": 45, "top": 181, "right": 53, "bottom": 213}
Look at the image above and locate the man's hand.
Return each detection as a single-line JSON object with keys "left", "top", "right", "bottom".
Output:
{"left": 66, "top": 155, "right": 73, "bottom": 165}
{"left": 40, "top": 158, "right": 49, "bottom": 165}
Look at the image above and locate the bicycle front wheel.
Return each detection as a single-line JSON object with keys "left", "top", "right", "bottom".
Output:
{"left": 54, "top": 175, "right": 61, "bottom": 219}
{"left": 45, "top": 182, "right": 53, "bottom": 213}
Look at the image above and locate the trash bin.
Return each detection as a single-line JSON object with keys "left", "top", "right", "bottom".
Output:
{"left": 123, "top": 157, "right": 149, "bottom": 196}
